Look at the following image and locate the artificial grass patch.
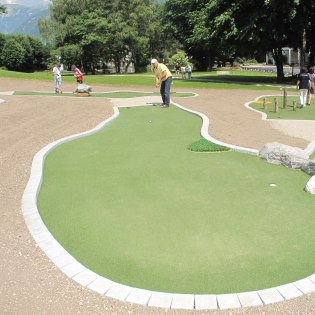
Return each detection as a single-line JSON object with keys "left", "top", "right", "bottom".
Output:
{"left": 188, "top": 138, "right": 230, "bottom": 152}
{"left": 249, "top": 95, "right": 315, "bottom": 120}
{"left": 38, "top": 105, "right": 315, "bottom": 294}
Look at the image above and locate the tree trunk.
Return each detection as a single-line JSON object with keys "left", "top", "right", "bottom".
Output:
{"left": 272, "top": 47, "right": 285, "bottom": 82}
{"left": 124, "top": 60, "right": 132, "bottom": 73}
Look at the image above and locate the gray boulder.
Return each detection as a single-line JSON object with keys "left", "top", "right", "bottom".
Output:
{"left": 305, "top": 175, "right": 315, "bottom": 195}
{"left": 75, "top": 84, "right": 92, "bottom": 94}
{"left": 301, "top": 160, "right": 315, "bottom": 176}
{"left": 259, "top": 142, "right": 309, "bottom": 169}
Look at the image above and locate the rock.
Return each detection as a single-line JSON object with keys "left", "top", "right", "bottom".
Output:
{"left": 305, "top": 175, "right": 315, "bottom": 195}
{"left": 75, "top": 84, "right": 92, "bottom": 95}
{"left": 301, "top": 160, "right": 315, "bottom": 176}
{"left": 259, "top": 142, "right": 309, "bottom": 169}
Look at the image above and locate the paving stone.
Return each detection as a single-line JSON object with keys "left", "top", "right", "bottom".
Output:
{"left": 72, "top": 269, "right": 99, "bottom": 287}
{"left": 258, "top": 288, "right": 284, "bottom": 304}
{"left": 194, "top": 294, "right": 218, "bottom": 310}
{"left": 125, "top": 288, "right": 152, "bottom": 305}
{"left": 148, "top": 292, "right": 173, "bottom": 308}
{"left": 217, "top": 294, "right": 241, "bottom": 309}
{"left": 276, "top": 283, "right": 303, "bottom": 299}
{"left": 170, "top": 293, "right": 194, "bottom": 310}
{"left": 105, "top": 283, "right": 133, "bottom": 301}
{"left": 308, "top": 274, "right": 315, "bottom": 283}
{"left": 87, "top": 277, "right": 115, "bottom": 295}
{"left": 238, "top": 291, "right": 263, "bottom": 307}
{"left": 293, "top": 279, "right": 315, "bottom": 294}
{"left": 61, "top": 261, "right": 85, "bottom": 278}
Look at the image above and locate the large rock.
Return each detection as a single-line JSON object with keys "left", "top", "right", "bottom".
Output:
{"left": 305, "top": 175, "right": 315, "bottom": 195}
{"left": 259, "top": 142, "right": 309, "bottom": 169}
{"left": 301, "top": 160, "right": 315, "bottom": 176}
{"left": 75, "top": 84, "right": 92, "bottom": 94}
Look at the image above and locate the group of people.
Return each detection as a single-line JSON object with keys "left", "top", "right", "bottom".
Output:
{"left": 53, "top": 58, "right": 315, "bottom": 111}
{"left": 296, "top": 66, "right": 315, "bottom": 108}
{"left": 52, "top": 63, "right": 84, "bottom": 94}
{"left": 175, "top": 64, "right": 192, "bottom": 80}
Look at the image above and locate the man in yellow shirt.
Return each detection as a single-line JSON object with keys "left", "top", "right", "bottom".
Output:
{"left": 151, "top": 58, "right": 173, "bottom": 108}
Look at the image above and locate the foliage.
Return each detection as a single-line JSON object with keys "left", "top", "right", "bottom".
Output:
{"left": 162, "top": 0, "right": 315, "bottom": 81}
{"left": 0, "top": 34, "right": 49, "bottom": 72}
{"left": 0, "top": 4, "right": 6, "bottom": 14}
{"left": 168, "top": 51, "right": 189, "bottom": 67}
{"left": 187, "top": 138, "right": 230, "bottom": 152}
{"left": 41, "top": 0, "right": 163, "bottom": 73}
{"left": 0, "top": 39, "right": 25, "bottom": 71}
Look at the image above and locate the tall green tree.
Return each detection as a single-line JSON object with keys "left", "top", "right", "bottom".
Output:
{"left": 0, "top": 38, "right": 25, "bottom": 71}
{"left": 163, "top": 0, "right": 310, "bottom": 80}
{"left": 42, "top": 0, "right": 161, "bottom": 73}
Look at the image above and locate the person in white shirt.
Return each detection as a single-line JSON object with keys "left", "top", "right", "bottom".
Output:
{"left": 52, "top": 63, "right": 62, "bottom": 94}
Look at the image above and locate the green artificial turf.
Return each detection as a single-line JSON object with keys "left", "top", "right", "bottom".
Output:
{"left": 249, "top": 95, "right": 315, "bottom": 120}
{"left": 38, "top": 105, "right": 315, "bottom": 294}
{"left": 187, "top": 138, "right": 230, "bottom": 152}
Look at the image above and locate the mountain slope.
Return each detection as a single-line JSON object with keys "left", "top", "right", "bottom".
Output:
{"left": 0, "top": 2, "right": 49, "bottom": 38}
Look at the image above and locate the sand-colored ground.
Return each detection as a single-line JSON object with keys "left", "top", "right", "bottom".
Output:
{"left": 0, "top": 77, "right": 314, "bottom": 314}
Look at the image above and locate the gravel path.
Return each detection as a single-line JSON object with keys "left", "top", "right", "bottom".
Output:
{"left": 0, "top": 78, "right": 314, "bottom": 315}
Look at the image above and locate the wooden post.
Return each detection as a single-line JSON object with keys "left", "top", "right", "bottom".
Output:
{"left": 283, "top": 87, "right": 287, "bottom": 108}
{"left": 274, "top": 97, "right": 278, "bottom": 112}
{"left": 293, "top": 100, "right": 297, "bottom": 111}
{"left": 263, "top": 98, "right": 267, "bottom": 110}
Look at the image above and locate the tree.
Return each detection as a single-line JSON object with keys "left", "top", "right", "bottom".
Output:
{"left": 42, "top": 0, "right": 162, "bottom": 73}
{"left": 0, "top": 4, "right": 6, "bottom": 14}
{"left": 163, "top": 0, "right": 303, "bottom": 81}
{"left": 0, "top": 39, "right": 25, "bottom": 71}
{"left": 168, "top": 51, "right": 189, "bottom": 67}
{"left": 0, "top": 34, "right": 49, "bottom": 71}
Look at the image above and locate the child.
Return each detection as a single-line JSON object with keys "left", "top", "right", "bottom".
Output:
{"left": 52, "top": 63, "right": 62, "bottom": 93}
{"left": 72, "top": 65, "right": 83, "bottom": 84}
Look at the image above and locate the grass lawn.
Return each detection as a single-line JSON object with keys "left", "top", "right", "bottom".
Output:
{"left": 37, "top": 104, "right": 315, "bottom": 294}
{"left": 13, "top": 90, "right": 195, "bottom": 98}
{"left": 249, "top": 95, "right": 315, "bottom": 120}
{"left": 0, "top": 69, "right": 293, "bottom": 91}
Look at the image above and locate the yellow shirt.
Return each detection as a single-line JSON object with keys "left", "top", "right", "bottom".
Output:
{"left": 155, "top": 63, "right": 172, "bottom": 81}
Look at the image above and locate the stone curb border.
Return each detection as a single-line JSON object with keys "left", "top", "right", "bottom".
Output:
{"left": 20, "top": 96, "right": 315, "bottom": 311}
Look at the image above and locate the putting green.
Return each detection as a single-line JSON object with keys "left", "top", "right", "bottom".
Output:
{"left": 249, "top": 96, "right": 315, "bottom": 120}
{"left": 38, "top": 105, "right": 315, "bottom": 294}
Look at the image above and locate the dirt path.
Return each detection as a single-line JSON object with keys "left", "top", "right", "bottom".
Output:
{"left": 0, "top": 78, "right": 314, "bottom": 315}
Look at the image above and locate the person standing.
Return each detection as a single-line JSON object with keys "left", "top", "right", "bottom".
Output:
{"left": 186, "top": 64, "right": 192, "bottom": 79}
{"left": 72, "top": 65, "right": 84, "bottom": 84}
{"left": 175, "top": 64, "right": 180, "bottom": 78}
{"left": 307, "top": 66, "right": 315, "bottom": 105}
{"left": 151, "top": 58, "right": 173, "bottom": 108}
{"left": 52, "top": 62, "right": 62, "bottom": 94}
{"left": 296, "top": 66, "right": 311, "bottom": 108}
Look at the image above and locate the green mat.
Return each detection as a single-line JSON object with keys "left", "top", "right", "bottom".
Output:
{"left": 38, "top": 105, "right": 315, "bottom": 294}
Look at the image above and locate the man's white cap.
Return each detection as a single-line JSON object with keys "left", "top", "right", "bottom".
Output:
{"left": 151, "top": 58, "right": 158, "bottom": 64}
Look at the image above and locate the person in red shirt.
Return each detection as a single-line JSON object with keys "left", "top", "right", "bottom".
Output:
{"left": 72, "top": 65, "right": 83, "bottom": 84}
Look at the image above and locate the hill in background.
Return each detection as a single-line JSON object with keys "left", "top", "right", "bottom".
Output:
{"left": 0, "top": 1, "right": 49, "bottom": 38}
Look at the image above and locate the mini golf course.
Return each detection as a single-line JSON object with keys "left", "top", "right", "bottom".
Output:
{"left": 37, "top": 102, "right": 315, "bottom": 295}
{"left": 249, "top": 95, "right": 315, "bottom": 120}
